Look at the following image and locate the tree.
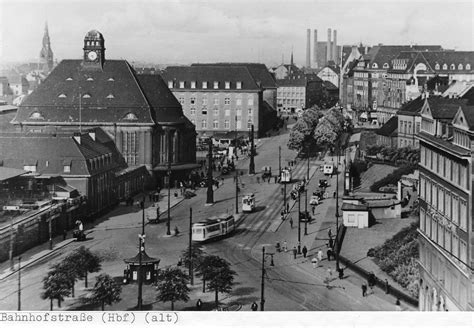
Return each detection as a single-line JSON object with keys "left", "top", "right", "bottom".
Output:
{"left": 41, "top": 267, "right": 72, "bottom": 310}
{"left": 204, "top": 256, "right": 236, "bottom": 309}
{"left": 301, "top": 106, "right": 321, "bottom": 130}
{"left": 90, "top": 274, "right": 122, "bottom": 310}
{"left": 287, "top": 120, "right": 310, "bottom": 151}
{"left": 67, "top": 246, "right": 102, "bottom": 288}
{"left": 313, "top": 108, "right": 345, "bottom": 149}
{"left": 59, "top": 254, "right": 82, "bottom": 297}
{"left": 155, "top": 268, "right": 190, "bottom": 311}
{"left": 181, "top": 244, "right": 205, "bottom": 283}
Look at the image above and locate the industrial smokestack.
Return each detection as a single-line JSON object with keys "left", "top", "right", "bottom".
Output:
{"left": 333, "top": 29, "right": 338, "bottom": 64}
{"left": 313, "top": 29, "right": 318, "bottom": 68}
{"left": 327, "top": 28, "right": 332, "bottom": 64}
{"left": 306, "top": 29, "right": 311, "bottom": 68}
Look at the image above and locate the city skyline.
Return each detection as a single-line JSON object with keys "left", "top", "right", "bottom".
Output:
{"left": 0, "top": 0, "right": 473, "bottom": 66}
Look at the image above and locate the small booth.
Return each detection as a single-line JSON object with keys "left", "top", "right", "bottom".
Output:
{"left": 342, "top": 203, "right": 370, "bottom": 228}
{"left": 123, "top": 250, "right": 160, "bottom": 284}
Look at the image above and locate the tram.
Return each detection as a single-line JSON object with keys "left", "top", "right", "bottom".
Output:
{"left": 191, "top": 213, "right": 236, "bottom": 242}
{"left": 242, "top": 193, "right": 256, "bottom": 212}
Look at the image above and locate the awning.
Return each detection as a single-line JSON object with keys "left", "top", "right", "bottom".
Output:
{"left": 124, "top": 250, "right": 160, "bottom": 265}
{"left": 152, "top": 163, "right": 201, "bottom": 171}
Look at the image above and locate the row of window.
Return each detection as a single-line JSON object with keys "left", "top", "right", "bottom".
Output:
{"left": 277, "top": 92, "right": 305, "bottom": 98}
{"left": 190, "top": 119, "right": 253, "bottom": 130}
{"left": 420, "top": 207, "right": 468, "bottom": 269}
{"left": 419, "top": 174, "right": 468, "bottom": 231}
{"left": 121, "top": 132, "right": 139, "bottom": 166}
{"left": 169, "top": 80, "right": 243, "bottom": 90}
{"left": 23, "top": 154, "right": 112, "bottom": 173}
{"left": 57, "top": 93, "right": 115, "bottom": 99}
{"left": 65, "top": 77, "right": 114, "bottom": 82}
{"left": 85, "top": 40, "right": 100, "bottom": 46}
{"left": 178, "top": 96, "right": 254, "bottom": 106}
{"left": 29, "top": 111, "right": 138, "bottom": 121}
{"left": 452, "top": 129, "right": 470, "bottom": 149}
{"left": 399, "top": 119, "right": 420, "bottom": 135}
{"left": 187, "top": 108, "right": 252, "bottom": 117}
{"left": 420, "top": 145, "right": 468, "bottom": 190}
{"left": 434, "top": 63, "right": 471, "bottom": 71}
{"left": 278, "top": 99, "right": 305, "bottom": 105}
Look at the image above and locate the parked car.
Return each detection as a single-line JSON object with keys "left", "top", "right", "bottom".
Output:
{"left": 313, "top": 189, "right": 325, "bottom": 199}
{"left": 309, "top": 195, "right": 320, "bottom": 205}
{"left": 299, "top": 211, "right": 312, "bottom": 222}
{"left": 319, "top": 179, "right": 328, "bottom": 188}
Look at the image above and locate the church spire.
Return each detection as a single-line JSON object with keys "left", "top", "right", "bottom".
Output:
{"left": 39, "top": 21, "right": 54, "bottom": 73}
{"left": 290, "top": 46, "right": 294, "bottom": 66}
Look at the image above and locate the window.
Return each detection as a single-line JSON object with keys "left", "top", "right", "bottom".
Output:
{"left": 168, "top": 81, "right": 173, "bottom": 88}
{"left": 450, "top": 64, "right": 455, "bottom": 70}
{"left": 236, "top": 98, "right": 242, "bottom": 106}
{"left": 383, "top": 63, "right": 389, "bottom": 69}
{"left": 178, "top": 97, "right": 185, "bottom": 105}
{"left": 191, "top": 81, "right": 196, "bottom": 89}
{"left": 29, "top": 112, "right": 44, "bottom": 119}
{"left": 225, "top": 81, "right": 230, "bottom": 89}
{"left": 225, "top": 109, "right": 230, "bottom": 116}
{"left": 108, "top": 77, "right": 114, "bottom": 82}
{"left": 201, "top": 120, "right": 207, "bottom": 129}
{"left": 236, "top": 108, "right": 242, "bottom": 116}
{"left": 213, "top": 120, "right": 219, "bottom": 129}
{"left": 236, "top": 118, "right": 242, "bottom": 129}
{"left": 124, "top": 113, "right": 138, "bottom": 120}
{"left": 213, "top": 81, "right": 219, "bottom": 89}
{"left": 64, "top": 165, "right": 71, "bottom": 173}
{"left": 458, "top": 64, "right": 463, "bottom": 70}
{"left": 58, "top": 94, "right": 67, "bottom": 98}
{"left": 372, "top": 63, "right": 378, "bottom": 68}
{"left": 66, "top": 77, "right": 73, "bottom": 81}
{"left": 201, "top": 108, "right": 207, "bottom": 115}
{"left": 247, "top": 119, "right": 253, "bottom": 129}
{"left": 106, "top": 94, "right": 114, "bottom": 99}
{"left": 202, "top": 97, "right": 208, "bottom": 106}
{"left": 191, "top": 119, "right": 195, "bottom": 126}
{"left": 466, "top": 64, "right": 471, "bottom": 70}
{"left": 224, "top": 120, "right": 230, "bottom": 129}
{"left": 190, "top": 108, "right": 196, "bottom": 115}
{"left": 443, "top": 64, "right": 448, "bottom": 70}
{"left": 23, "top": 165, "right": 36, "bottom": 172}
{"left": 179, "top": 81, "right": 185, "bottom": 88}
{"left": 460, "top": 200, "right": 467, "bottom": 230}
{"left": 248, "top": 96, "right": 254, "bottom": 106}
{"left": 248, "top": 108, "right": 253, "bottom": 117}
{"left": 224, "top": 98, "right": 230, "bottom": 105}
{"left": 213, "top": 108, "right": 218, "bottom": 116}
{"left": 202, "top": 81, "right": 208, "bottom": 89}
{"left": 214, "top": 98, "right": 219, "bottom": 105}
{"left": 86, "top": 77, "right": 94, "bottom": 81}
{"left": 236, "top": 81, "right": 242, "bottom": 89}
{"left": 190, "top": 97, "right": 196, "bottom": 105}
{"left": 435, "top": 63, "right": 440, "bottom": 70}
{"left": 83, "top": 93, "right": 91, "bottom": 98}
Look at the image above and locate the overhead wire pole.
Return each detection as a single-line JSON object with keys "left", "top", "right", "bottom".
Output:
{"left": 206, "top": 138, "right": 214, "bottom": 204}
{"left": 249, "top": 124, "right": 255, "bottom": 174}
{"left": 167, "top": 132, "right": 172, "bottom": 236}
{"left": 260, "top": 247, "right": 265, "bottom": 311}
{"left": 278, "top": 146, "right": 281, "bottom": 177}
{"left": 17, "top": 256, "right": 21, "bottom": 311}
{"left": 137, "top": 197, "right": 145, "bottom": 310}
{"left": 235, "top": 116, "right": 239, "bottom": 214}
{"left": 305, "top": 144, "right": 309, "bottom": 235}
{"left": 335, "top": 143, "right": 340, "bottom": 272}
{"left": 189, "top": 208, "right": 193, "bottom": 285}
{"left": 297, "top": 190, "right": 301, "bottom": 254}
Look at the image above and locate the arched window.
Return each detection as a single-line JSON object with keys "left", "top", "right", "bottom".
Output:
{"left": 82, "top": 93, "right": 91, "bottom": 98}
{"left": 86, "top": 77, "right": 94, "bottom": 81}
{"left": 123, "top": 113, "right": 138, "bottom": 120}
{"left": 66, "top": 77, "right": 73, "bottom": 81}
{"left": 108, "top": 77, "right": 115, "bottom": 82}
{"left": 383, "top": 63, "right": 389, "bottom": 69}
{"left": 29, "top": 112, "right": 44, "bottom": 119}
{"left": 442, "top": 64, "right": 448, "bottom": 70}
{"left": 106, "top": 94, "right": 115, "bottom": 99}
{"left": 247, "top": 119, "right": 253, "bottom": 129}
{"left": 58, "top": 93, "right": 67, "bottom": 98}
{"left": 458, "top": 64, "right": 463, "bottom": 70}
{"left": 450, "top": 64, "right": 455, "bottom": 70}
{"left": 372, "top": 63, "right": 378, "bottom": 69}
{"left": 466, "top": 64, "right": 471, "bottom": 70}
{"left": 435, "top": 63, "right": 440, "bottom": 70}
{"left": 201, "top": 120, "right": 207, "bottom": 129}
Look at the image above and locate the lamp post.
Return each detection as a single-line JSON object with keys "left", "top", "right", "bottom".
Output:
{"left": 260, "top": 246, "right": 274, "bottom": 311}
{"left": 249, "top": 124, "right": 255, "bottom": 174}
{"left": 17, "top": 256, "right": 21, "bottom": 311}
{"left": 137, "top": 198, "right": 145, "bottom": 310}
{"left": 189, "top": 208, "right": 193, "bottom": 285}
{"left": 166, "top": 132, "right": 172, "bottom": 236}
{"left": 278, "top": 146, "right": 281, "bottom": 178}
{"left": 206, "top": 138, "right": 214, "bottom": 204}
{"left": 297, "top": 191, "right": 301, "bottom": 254}
{"left": 235, "top": 116, "right": 239, "bottom": 214}
{"left": 335, "top": 146, "right": 340, "bottom": 271}
{"left": 9, "top": 215, "right": 15, "bottom": 270}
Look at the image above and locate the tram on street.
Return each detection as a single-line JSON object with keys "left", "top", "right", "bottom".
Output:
{"left": 192, "top": 213, "right": 236, "bottom": 242}
{"left": 242, "top": 193, "right": 256, "bottom": 212}
{"left": 280, "top": 168, "right": 292, "bottom": 183}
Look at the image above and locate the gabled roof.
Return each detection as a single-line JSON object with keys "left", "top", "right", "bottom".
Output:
{"left": 363, "top": 45, "right": 443, "bottom": 70}
{"left": 397, "top": 96, "right": 424, "bottom": 116}
{"left": 322, "top": 81, "right": 338, "bottom": 90}
{"left": 425, "top": 96, "right": 468, "bottom": 119}
{"left": 442, "top": 81, "right": 474, "bottom": 98}
{"left": 422, "top": 51, "right": 474, "bottom": 72}
{"left": 376, "top": 116, "right": 398, "bottom": 137}
{"left": 457, "top": 104, "right": 474, "bottom": 131}
{"left": 191, "top": 63, "right": 277, "bottom": 88}
{"left": 0, "top": 167, "right": 28, "bottom": 181}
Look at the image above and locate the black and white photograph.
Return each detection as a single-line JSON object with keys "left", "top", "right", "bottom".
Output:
{"left": 0, "top": 0, "right": 472, "bottom": 326}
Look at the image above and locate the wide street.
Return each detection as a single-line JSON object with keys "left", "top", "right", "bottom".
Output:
{"left": 0, "top": 120, "right": 404, "bottom": 311}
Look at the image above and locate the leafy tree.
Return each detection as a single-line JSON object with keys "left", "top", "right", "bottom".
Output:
{"left": 68, "top": 246, "right": 102, "bottom": 288}
{"left": 287, "top": 120, "right": 310, "bottom": 151}
{"left": 181, "top": 244, "right": 205, "bottom": 284}
{"left": 155, "top": 268, "right": 190, "bottom": 310}
{"left": 90, "top": 273, "right": 122, "bottom": 310}
{"left": 313, "top": 116, "right": 339, "bottom": 146}
{"left": 204, "top": 256, "right": 237, "bottom": 309}
{"left": 41, "top": 267, "right": 72, "bottom": 310}
{"left": 301, "top": 107, "right": 321, "bottom": 130}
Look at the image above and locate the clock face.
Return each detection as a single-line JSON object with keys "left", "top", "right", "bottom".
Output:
{"left": 88, "top": 51, "right": 98, "bottom": 61}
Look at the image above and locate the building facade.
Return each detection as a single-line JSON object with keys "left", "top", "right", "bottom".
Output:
{"left": 418, "top": 96, "right": 474, "bottom": 311}
{"left": 276, "top": 75, "right": 324, "bottom": 113}
{"left": 396, "top": 96, "right": 424, "bottom": 148}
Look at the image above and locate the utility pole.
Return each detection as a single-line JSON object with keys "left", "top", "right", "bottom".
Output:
{"left": 167, "top": 132, "right": 172, "bottom": 236}
{"left": 304, "top": 186, "right": 308, "bottom": 236}
{"left": 48, "top": 217, "right": 53, "bottom": 250}
{"left": 297, "top": 191, "right": 301, "bottom": 254}
{"left": 260, "top": 247, "right": 265, "bottom": 312}
{"left": 335, "top": 147, "right": 340, "bottom": 271}
{"left": 137, "top": 198, "right": 145, "bottom": 310}
{"left": 9, "top": 216, "right": 14, "bottom": 270}
{"left": 17, "top": 256, "right": 21, "bottom": 311}
{"left": 278, "top": 146, "right": 281, "bottom": 177}
{"left": 189, "top": 208, "right": 193, "bottom": 285}
{"left": 249, "top": 124, "right": 255, "bottom": 174}
{"left": 206, "top": 138, "right": 214, "bottom": 204}
{"left": 235, "top": 117, "right": 239, "bottom": 214}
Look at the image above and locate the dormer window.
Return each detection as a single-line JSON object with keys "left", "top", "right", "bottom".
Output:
{"left": 191, "top": 81, "right": 196, "bottom": 89}
{"left": 23, "top": 163, "right": 37, "bottom": 172}
{"left": 202, "top": 81, "right": 208, "bottom": 89}
{"left": 168, "top": 81, "right": 173, "bottom": 88}
{"left": 442, "top": 64, "right": 447, "bottom": 70}
{"left": 435, "top": 63, "right": 440, "bottom": 70}
{"left": 236, "top": 81, "right": 242, "bottom": 89}
{"left": 66, "top": 77, "right": 73, "bottom": 81}
{"left": 372, "top": 63, "right": 378, "bottom": 69}
{"left": 124, "top": 113, "right": 138, "bottom": 120}
{"left": 108, "top": 77, "right": 115, "bottom": 82}
{"left": 82, "top": 93, "right": 91, "bottom": 98}
{"left": 29, "top": 112, "right": 44, "bottom": 119}
{"left": 458, "top": 64, "right": 463, "bottom": 70}
{"left": 106, "top": 94, "right": 115, "bottom": 99}
{"left": 64, "top": 165, "right": 71, "bottom": 173}
{"left": 382, "top": 63, "right": 389, "bottom": 69}
{"left": 213, "top": 81, "right": 219, "bottom": 89}
{"left": 179, "top": 81, "right": 185, "bottom": 88}
{"left": 225, "top": 81, "right": 230, "bottom": 89}
{"left": 450, "top": 64, "right": 455, "bottom": 70}
{"left": 58, "top": 94, "right": 67, "bottom": 98}
{"left": 86, "top": 77, "right": 94, "bottom": 81}
{"left": 466, "top": 64, "right": 471, "bottom": 70}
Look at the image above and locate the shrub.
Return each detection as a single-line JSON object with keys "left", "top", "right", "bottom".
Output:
{"left": 370, "top": 164, "right": 416, "bottom": 192}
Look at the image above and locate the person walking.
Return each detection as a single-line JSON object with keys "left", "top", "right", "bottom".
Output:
{"left": 395, "top": 299, "right": 402, "bottom": 311}
{"left": 317, "top": 249, "right": 323, "bottom": 263}
{"left": 328, "top": 228, "right": 332, "bottom": 239}
{"left": 385, "top": 279, "right": 390, "bottom": 294}
{"left": 196, "top": 299, "right": 203, "bottom": 310}
{"left": 326, "top": 248, "right": 332, "bottom": 261}
{"left": 338, "top": 267, "right": 344, "bottom": 279}
{"left": 292, "top": 246, "right": 297, "bottom": 259}
{"left": 311, "top": 205, "right": 315, "bottom": 215}
{"left": 311, "top": 257, "right": 318, "bottom": 269}
{"left": 283, "top": 240, "right": 288, "bottom": 252}
{"left": 251, "top": 301, "right": 258, "bottom": 311}
{"left": 362, "top": 283, "right": 368, "bottom": 297}
{"left": 289, "top": 217, "right": 293, "bottom": 229}
{"left": 286, "top": 203, "right": 289, "bottom": 213}
{"left": 368, "top": 272, "right": 376, "bottom": 293}
{"left": 302, "top": 245, "right": 308, "bottom": 258}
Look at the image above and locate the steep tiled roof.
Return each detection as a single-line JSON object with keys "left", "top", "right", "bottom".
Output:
{"left": 162, "top": 66, "right": 260, "bottom": 90}
{"left": 397, "top": 96, "right": 424, "bottom": 115}
{"left": 322, "top": 81, "right": 338, "bottom": 90}
{"left": 191, "top": 63, "right": 277, "bottom": 88}
{"left": 0, "top": 167, "right": 28, "bottom": 181}
{"left": 364, "top": 45, "right": 443, "bottom": 70}
{"left": 426, "top": 96, "right": 468, "bottom": 119}
{"left": 422, "top": 51, "right": 474, "bottom": 72}
{"left": 376, "top": 116, "right": 398, "bottom": 136}
{"left": 276, "top": 78, "right": 307, "bottom": 87}
{"left": 459, "top": 105, "right": 474, "bottom": 131}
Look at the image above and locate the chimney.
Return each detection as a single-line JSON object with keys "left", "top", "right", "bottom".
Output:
{"left": 333, "top": 29, "right": 337, "bottom": 63}
{"left": 327, "top": 28, "right": 332, "bottom": 64}
{"left": 313, "top": 29, "right": 318, "bottom": 68}
{"left": 306, "top": 29, "right": 311, "bottom": 68}
{"left": 73, "top": 132, "right": 81, "bottom": 144}
{"left": 88, "top": 130, "right": 96, "bottom": 141}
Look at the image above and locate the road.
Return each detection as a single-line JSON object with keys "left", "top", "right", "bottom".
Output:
{"left": 0, "top": 119, "right": 402, "bottom": 311}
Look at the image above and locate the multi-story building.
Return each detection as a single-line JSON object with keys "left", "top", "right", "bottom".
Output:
{"left": 161, "top": 64, "right": 277, "bottom": 140}
{"left": 276, "top": 75, "right": 324, "bottom": 113}
{"left": 317, "top": 65, "right": 340, "bottom": 89}
{"left": 12, "top": 30, "right": 197, "bottom": 187}
{"left": 375, "top": 116, "right": 398, "bottom": 147}
{"left": 396, "top": 96, "right": 424, "bottom": 148}
{"left": 417, "top": 96, "right": 473, "bottom": 311}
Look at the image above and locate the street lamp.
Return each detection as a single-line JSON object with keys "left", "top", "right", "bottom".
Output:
{"left": 249, "top": 124, "right": 255, "bottom": 175}
{"left": 17, "top": 256, "right": 21, "bottom": 311}
{"left": 137, "top": 198, "right": 145, "bottom": 310}
{"left": 335, "top": 145, "right": 341, "bottom": 271}
{"left": 260, "top": 246, "right": 274, "bottom": 311}
{"left": 235, "top": 116, "right": 239, "bottom": 214}
{"left": 297, "top": 190, "right": 301, "bottom": 254}
{"left": 166, "top": 132, "right": 172, "bottom": 236}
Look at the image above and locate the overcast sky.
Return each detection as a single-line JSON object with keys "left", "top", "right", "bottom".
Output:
{"left": 1, "top": 0, "right": 473, "bottom": 67}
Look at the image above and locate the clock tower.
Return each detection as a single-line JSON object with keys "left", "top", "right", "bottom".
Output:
{"left": 83, "top": 30, "right": 105, "bottom": 69}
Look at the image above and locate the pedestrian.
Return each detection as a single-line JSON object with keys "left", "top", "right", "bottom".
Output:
{"left": 333, "top": 191, "right": 336, "bottom": 198}
{"left": 329, "top": 236, "right": 334, "bottom": 249}
{"left": 311, "top": 205, "right": 315, "bottom": 215}
{"left": 251, "top": 302, "right": 258, "bottom": 311}
{"left": 274, "top": 175, "right": 277, "bottom": 183}
{"left": 328, "top": 228, "right": 332, "bottom": 239}
{"left": 292, "top": 246, "right": 297, "bottom": 259}
{"left": 385, "top": 279, "right": 390, "bottom": 294}
{"left": 362, "top": 283, "right": 367, "bottom": 297}
{"left": 62, "top": 229, "right": 67, "bottom": 240}
{"left": 302, "top": 245, "right": 308, "bottom": 258}
{"left": 286, "top": 203, "right": 289, "bottom": 213}
{"left": 311, "top": 257, "right": 318, "bottom": 268}
{"left": 317, "top": 249, "right": 323, "bottom": 262}
{"left": 395, "top": 298, "right": 401, "bottom": 311}
{"left": 283, "top": 240, "right": 288, "bottom": 252}
{"left": 268, "top": 176, "right": 270, "bottom": 184}
{"left": 257, "top": 176, "right": 260, "bottom": 184}
{"left": 327, "top": 248, "right": 332, "bottom": 261}
{"left": 338, "top": 267, "right": 344, "bottom": 279}
{"left": 289, "top": 217, "right": 293, "bottom": 228}
{"left": 177, "top": 257, "right": 182, "bottom": 266}
{"left": 196, "top": 299, "right": 203, "bottom": 310}
{"left": 368, "top": 272, "right": 376, "bottom": 292}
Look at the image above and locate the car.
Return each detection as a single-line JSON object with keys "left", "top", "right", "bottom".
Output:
{"left": 299, "top": 211, "right": 312, "bottom": 222}
{"left": 199, "top": 179, "right": 220, "bottom": 188}
{"left": 313, "top": 190, "right": 324, "bottom": 199}
{"left": 309, "top": 195, "right": 320, "bottom": 205}
{"left": 319, "top": 179, "right": 328, "bottom": 188}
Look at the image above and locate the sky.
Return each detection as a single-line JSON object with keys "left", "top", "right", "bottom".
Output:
{"left": 0, "top": 0, "right": 473, "bottom": 67}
